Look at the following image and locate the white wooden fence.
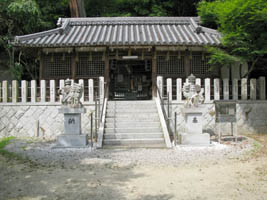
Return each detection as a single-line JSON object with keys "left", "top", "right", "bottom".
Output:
{"left": 157, "top": 76, "right": 266, "bottom": 102}
{"left": 0, "top": 77, "right": 104, "bottom": 104}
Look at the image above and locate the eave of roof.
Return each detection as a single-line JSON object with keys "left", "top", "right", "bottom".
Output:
{"left": 13, "top": 17, "right": 221, "bottom": 48}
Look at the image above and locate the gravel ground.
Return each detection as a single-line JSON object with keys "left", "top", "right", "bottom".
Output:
{"left": 4, "top": 137, "right": 253, "bottom": 168}
{"left": 1, "top": 136, "right": 267, "bottom": 200}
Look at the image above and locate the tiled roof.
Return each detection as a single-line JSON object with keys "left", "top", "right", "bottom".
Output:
{"left": 14, "top": 17, "right": 221, "bottom": 47}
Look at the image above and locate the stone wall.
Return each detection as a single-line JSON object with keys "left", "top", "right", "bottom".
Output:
{"left": 0, "top": 104, "right": 95, "bottom": 139}
{"left": 171, "top": 101, "right": 267, "bottom": 136}
{"left": 1, "top": 101, "right": 267, "bottom": 139}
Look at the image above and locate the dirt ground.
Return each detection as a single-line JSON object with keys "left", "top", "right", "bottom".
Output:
{"left": 0, "top": 135, "right": 267, "bottom": 200}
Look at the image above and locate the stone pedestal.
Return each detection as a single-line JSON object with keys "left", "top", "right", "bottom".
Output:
{"left": 56, "top": 107, "right": 88, "bottom": 147}
{"left": 181, "top": 107, "right": 210, "bottom": 146}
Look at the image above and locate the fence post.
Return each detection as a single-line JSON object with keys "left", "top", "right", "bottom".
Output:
{"left": 196, "top": 78, "right": 201, "bottom": 86}
{"left": 223, "top": 79, "right": 229, "bottom": 100}
{"left": 12, "top": 80, "right": 18, "bottom": 103}
{"left": 40, "top": 80, "right": 46, "bottom": 102}
{"left": 79, "top": 79, "right": 84, "bottom": 103}
{"left": 99, "top": 77, "right": 104, "bottom": 104}
{"left": 241, "top": 78, "right": 247, "bottom": 100}
{"left": 31, "top": 80, "right": 37, "bottom": 103}
{"left": 259, "top": 77, "right": 266, "bottom": 100}
{"left": 167, "top": 78, "right": 172, "bottom": 101}
{"left": 50, "top": 80, "right": 56, "bottom": 103}
{"left": 250, "top": 79, "right": 256, "bottom": 100}
{"left": 21, "top": 80, "right": 28, "bottom": 103}
{"left": 214, "top": 78, "right": 220, "bottom": 100}
{"left": 89, "top": 79, "right": 94, "bottom": 104}
{"left": 205, "top": 78, "right": 210, "bottom": 103}
{"left": 2, "top": 81, "right": 8, "bottom": 103}
{"left": 59, "top": 79, "right": 65, "bottom": 103}
{"left": 233, "top": 79, "right": 238, "bottom": 100}
{"left": 176, "top": 78, "right": 182, "bottom": 103}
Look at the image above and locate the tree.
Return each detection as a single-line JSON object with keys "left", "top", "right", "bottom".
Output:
{"left": 69, "top": 0, "right": 86, "bottom": 17}
{"left": 198, "top": 0, "right": 267, "bottom": 77}
{"left": 0, "top": 0, "right": 43, "bottom": 79}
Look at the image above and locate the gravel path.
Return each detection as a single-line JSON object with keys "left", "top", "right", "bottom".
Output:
{"left": 4, "top": 138, "right": 253, "bottom": 168}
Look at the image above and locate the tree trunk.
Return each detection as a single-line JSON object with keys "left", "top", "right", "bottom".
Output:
{"left": 69, "top": 0, "right": 86, "bottom": 17}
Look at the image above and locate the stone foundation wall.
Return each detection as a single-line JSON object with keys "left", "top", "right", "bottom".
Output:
{"left": 171, "top": 101, "right": 267, "bottom": 136}
{"left": 0, "top": 104, "right": 95, "bottom": 139}
{"left": 1, "top": 101, "right": 267, "bottom": 139}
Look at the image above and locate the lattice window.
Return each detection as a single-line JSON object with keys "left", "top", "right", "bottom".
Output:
{"left": 76, "top": 53, "right": 104, "bottom": 78}
{"left": 157, "top": 56, "right": 185, "bottom": 76}
{"left": 190, "top": 55, "right": 213, "bottom": 77}
{"left": 43, "top": 53, "right": 72, "bottom": 78}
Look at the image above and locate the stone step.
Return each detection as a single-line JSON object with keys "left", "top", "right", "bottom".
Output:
{"left": 103, "top": 138, "right": 165, "bottom": 146}
{"left": 108, "top": 100, "right": 155, "bottom": 105}
{"left": 104, "top": 133, "right": 164, "bottom": 139}
{"left": 105, "top": 117, "right": 160, "bottom": 123}
{"left": 106, "top": 113, "right": 159, "bottom": 118}
{"left": 105, "top": 127, "right": 161, "bottom": 134}
{"left": 105, "top": 122, "right": 161, "bottom": 128}
{"left": 107, "top": 108, "right": 157, "bottom": 113}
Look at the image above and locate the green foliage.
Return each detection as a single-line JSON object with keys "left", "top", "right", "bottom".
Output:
{"left": 207, "top": 47, "right": 239, "bottom": 69}
{"left": 198, "top": 0, "right": 267, "bottom": 76}
{"left": 0, "top": 137, "right": 16, "bottom": 158}
{"left": 84, "top": 0, "right": 201, "bottom": 17}
{"left": 0, "top": 137, "right": 16, "bottom": 149}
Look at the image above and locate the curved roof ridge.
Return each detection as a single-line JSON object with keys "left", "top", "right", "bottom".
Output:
{"left": 58, "top": 16, "right": 200, "bottom": 26}
{"left": 15, "top": 19, "right": 70, "bottom": 42}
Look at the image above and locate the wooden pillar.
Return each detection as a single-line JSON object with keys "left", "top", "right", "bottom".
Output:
{"left": 39, "top": 54, "right": 44, "bottom": 80}
{"left": 184, "top": 54, "right": 191, "bottom": 77}
{"left": 104, "top": 49, "right": 109, "bottom": 90}
{"left": 152, "top": 48, "right": 157, "bottom": 97}
{"left": 72, "top": 53, "right": 76, "bottom": 80}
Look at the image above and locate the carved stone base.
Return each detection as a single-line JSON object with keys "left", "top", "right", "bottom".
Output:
{"left": 56, "top": 134, "right": 88, "bottom": 147}
{"left": 181, "top": 133, "right": 210, "bottom": 146}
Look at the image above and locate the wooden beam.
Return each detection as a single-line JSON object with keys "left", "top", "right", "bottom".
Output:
{"left": 152, "top": 47, "right": 157, "bottom": 97}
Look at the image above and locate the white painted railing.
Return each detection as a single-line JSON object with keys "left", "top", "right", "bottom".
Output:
{"left": 0, "top": 77, "right": 104, "bottom": 104}
{"left": 157, "top": 76, "right": 266, "bottom": 102}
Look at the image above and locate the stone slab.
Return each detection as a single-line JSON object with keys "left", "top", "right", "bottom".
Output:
{"left": 185, "top": 113, "right": 203, "bottom": 134}
{"left": 181, "top": 133, "right": 210, "bottom": 146}
{"left": 56, "top": 134, "right": 88, "bottom": 147}
{"left": 64, "top": 113, "right": 82, "bottom": 135}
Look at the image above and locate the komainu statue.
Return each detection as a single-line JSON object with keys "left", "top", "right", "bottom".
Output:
{"left": 58, "top": 79, "right": 84, "bottom": 108}
{"left": 182, "top": 74, "right": 204, "bottom": 107}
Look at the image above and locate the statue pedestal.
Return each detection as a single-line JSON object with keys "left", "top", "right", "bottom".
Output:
{"left": 56, "top": 107, "right": 88, "bottom": 147}
{"left": 181, "top": 107, "right": 210, "bottom": 146}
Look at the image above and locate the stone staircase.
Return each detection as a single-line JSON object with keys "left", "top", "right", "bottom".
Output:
{"left": 103, "top": 100, "right": 166, "bottom": 148}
